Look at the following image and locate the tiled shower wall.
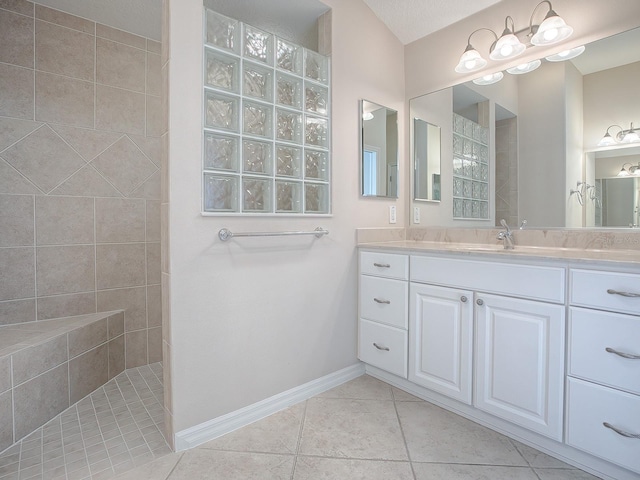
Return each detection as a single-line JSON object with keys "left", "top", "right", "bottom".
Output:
{"left": 495, "top": 117, "right": 518, "bottom": 227}
{"left": 0, "top": 0, "right": 162, "bottom": 368}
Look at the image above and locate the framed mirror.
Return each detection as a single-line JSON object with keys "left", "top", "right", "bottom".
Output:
{"left": 360, "top": 100, "right": 398, "bottom": 198}
{"left": 413, "top": 118, "right": 441, "bottom": 202}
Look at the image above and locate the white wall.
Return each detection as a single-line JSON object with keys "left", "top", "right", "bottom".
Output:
{"left": 564, "top": 62, "right": 584, "bottom": 228}
{"left": 167, "top": 0, "right": 405, "bottom": 434}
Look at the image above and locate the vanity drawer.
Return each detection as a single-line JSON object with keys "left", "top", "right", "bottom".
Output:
{"left": 360, "top": 251, "right": 408, "bottom": 280}
{"left": 567, "top": 377, "right": 640, "bottom": 474}
{"left": 358, "top": 319, "right": 407, "bottom": 378}
{"left": 410, "top": 255, "right": 565, "bottom": 303}
{"left": 570, "top": 269, "right": 640, "bottom": 315}
{"left": 569, "top": 307, "right": 640, "bottom": 395}
{"left": 359, "top": 275, "right": 408, "bottom": 329}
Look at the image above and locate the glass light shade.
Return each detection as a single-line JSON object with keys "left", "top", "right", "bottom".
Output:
{"left": 455, "top": 47, "right": 487, "bottom": 73}
{"left": 622, "top": 130, "right": 640, "bottom": 143}
{"left": 506, "top": 59, "right": 542, "bottom": 75}
{"left": 617, "top": 167, "right": 630, "bottom": 177}
{"left": 489, "top": 33, "right": 526, "bottom": 61}
{"left": 545, "top": 45, "right": 585, "bottom": 62}
{"left": 472, "top": 71, "right": 504, "bottom": 86}
{"left": 597, "top": 132, "right": 617, "bottom": 147}
{"left": 531, "top": 13, "right": 573, "bottom": 46}
{"left": 362, "top": 112, "right": 374, "bottom": 121}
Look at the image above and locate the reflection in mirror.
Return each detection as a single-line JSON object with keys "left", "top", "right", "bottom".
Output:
{"left": 408, "top": 26, "right": 640, "bottom": 228}
{"left": 361, "top": 100, "right": 398, "bottom": 198}
{"left": 586, "top": 146, "right": 640, "bottom": 227}
{"left": 413, "top": 119, "right": 441, "bottom": 202}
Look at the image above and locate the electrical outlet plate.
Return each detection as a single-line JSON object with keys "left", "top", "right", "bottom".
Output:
{"left": 389, "top": 205, "right": 397, "bottom": 224}
{"left": 413, "top": 206, "right": 421, "bottom": 224}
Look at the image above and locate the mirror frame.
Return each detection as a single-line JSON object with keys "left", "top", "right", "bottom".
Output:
{"left": 360, "top": 99, "right": 399, "bottom": 198}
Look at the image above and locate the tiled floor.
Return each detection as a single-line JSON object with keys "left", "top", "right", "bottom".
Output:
{"left": 0, "top": 363, "right": 171, "bottom": 480}
{"left": 111, "top": 375, "right": 602, "bottom": 480}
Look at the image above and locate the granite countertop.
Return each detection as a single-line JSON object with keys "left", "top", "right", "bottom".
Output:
{"left": 358, "top": 240, "right": 640, "bottom": 266}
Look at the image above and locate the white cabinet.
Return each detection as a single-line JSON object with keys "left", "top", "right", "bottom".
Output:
{"left": 358, "top": 251, "right": 408, "bottom": 378}
{"left": 409, "top": 283, "right": 473, "bottom": 404}
{"left": 475, "top": 293, "right": 565, "bottom": 441}
{"left": 567, "top": 269, "right": 640, "bottom": 473}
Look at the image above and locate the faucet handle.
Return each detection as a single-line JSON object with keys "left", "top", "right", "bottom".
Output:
{"left": 500, "top": 219, "right": 511, "bottom": 233}
{"left": 520, "top": 220, "right": 527, "bottom": 230}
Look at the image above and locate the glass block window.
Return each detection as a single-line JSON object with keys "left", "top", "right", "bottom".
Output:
{"left": 452, "top": 113, "right": 489, "bottom": 220}
{"left": 203, "top": 8, "right": 331, "bottom": 215}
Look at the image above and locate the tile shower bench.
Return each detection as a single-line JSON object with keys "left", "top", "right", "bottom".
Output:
{"left": 0, "top": 311, "right": 125, "bottom": 452}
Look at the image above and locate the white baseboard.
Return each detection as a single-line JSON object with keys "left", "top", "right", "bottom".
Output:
{"left": 174, "top": 363, "right": 365, "bottom": 451}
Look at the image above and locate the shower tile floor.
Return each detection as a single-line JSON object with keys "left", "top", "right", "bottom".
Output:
{"left": 108, "top": 375, "right": 601, "bottom": 480}
{"left": 0, "top": 363, "right": 171, "bottom": 480}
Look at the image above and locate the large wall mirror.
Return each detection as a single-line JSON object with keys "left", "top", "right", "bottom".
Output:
{"left": 361, "top": 100, "right": 399, "bottom": 198}
{"left": 409, "top": 26, "right": 640, "bottom": 228}
{"left": 413, "top": 118, "right": 441, "bottom": 202}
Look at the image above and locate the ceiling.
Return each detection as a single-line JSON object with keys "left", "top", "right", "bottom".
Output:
{"left": 362, "top": 0, "right": 504, "bottom": 45}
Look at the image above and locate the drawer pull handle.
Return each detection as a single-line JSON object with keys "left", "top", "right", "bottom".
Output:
{"left": 373, "top": 298, "right": 391, "bottom": 304}
{"left": 605, "top": 347, "right": 640, "bottom": 360}
{"left": 603, "top": 422, "right": 640, "bottom": 439}
{"left": 373, "top": 262, "right": 391, "bottom": 268}
{"left": 606, "top": 289, "right": 640, "bottom": 298}
{"left": 373, "top": 343, "right": 390, "bottom": 351}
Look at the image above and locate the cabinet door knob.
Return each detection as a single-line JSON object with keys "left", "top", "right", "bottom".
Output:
{"left": 603, "top": 422, "right": 640, "bottom": 439}
{"left": 373, "top": 342, "right": 390, "bottom": 352}
{"left": 373, "top": 298, "right": 391, "bottom": 304}
{"left": 460, "top": 296, "right": 468, "bottom": 303}
{"left": 606, "top": 289, "right": 640, "bottom": 298}
{"left": 605, "top": 347, "right": 640, "bottom": 360}
{"left": 476, "top": 299, "right": 484, "bottom": 306}
{"left": 373, "top": 262, "right": 391, "bottom": 268}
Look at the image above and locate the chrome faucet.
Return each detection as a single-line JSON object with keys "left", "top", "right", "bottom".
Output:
{"left": 497, "top": 219, "right": 514, "bottom": 249}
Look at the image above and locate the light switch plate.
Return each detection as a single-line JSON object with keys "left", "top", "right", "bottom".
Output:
{"left": 413, "top": 206, "right": 421, "bottom": 224}
{"left": 389, "top": 205, "right": 397, "bottom": 224}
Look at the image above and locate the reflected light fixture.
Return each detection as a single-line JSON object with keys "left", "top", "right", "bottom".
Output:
{"left": 489, "top": 16, "right": 526, "bottom": 61}
{"left": 473, "top": 71, "right": 504, "bottom": 86}
{"left": 529, "top": 0, "right": 573, "bottom": 46}
{"left": 506, "top": 59, "right": 541, "bottom": 75}
{"left": 545, "top": 45, "right": 585, "bottom": 62}
{"left": 362, "top": 112, "right": 374, "bottom": 121}
{"left": 617, "top": 163, "right": 640, "bottom": 177}
{"left": 598, "top": 123, "right": 640, "bottom": 146}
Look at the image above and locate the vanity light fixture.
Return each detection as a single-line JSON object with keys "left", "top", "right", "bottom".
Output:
{"left": 362, "top": 112, "right": 374, "bottom": 121}
{"left": 617, "top": 163, "right": 640, "bottom": 177}
{"left": 472, "top": 71, "right": 504, "bottom": 86}
{"left": 455, "top": 1, "right": 573, "bottom": 74}
{"left": 506, "top": 59, "right": 541, "bottom": 75}
{"left": 545, "top": 45, "right": 585, "bottom": 62}
{"left": 598, "top": 123, "right": 640, "bottom": 147}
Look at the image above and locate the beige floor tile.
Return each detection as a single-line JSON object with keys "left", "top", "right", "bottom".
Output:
{"left": 113, "top": 452, "right": 183, "bottom": 480}
{"left": 396, "top": 401, "right": 527, "bottom": 466}
{"left": 534, "top": 468, "right": 603, "bottom": 479}
{"left": 317, "top": 374, "right": 394, "bottom": 401}
{"left": 512, "top": 440, "right": 574, "bottom": 469}
{"left": 299, "top": 397, "right": 408, "bottom": 461}
{"left": 199, "top": 403, "right": 304, "bottom": 455}
{"left": 413, "top": 463, "right": 539, "bottom": 479}
{"left": 391, "top": 386, "right": 423, "bottom": 402}
{"left": 293, "top": 456, "right": 414, "bottom": 479}
{"left": 167, "top": 450, "right": 294, "bottom": 480}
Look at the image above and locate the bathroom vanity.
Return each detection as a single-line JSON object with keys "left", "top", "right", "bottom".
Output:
{"left": 358, "top": 243, "right": 640, "bottom": 480}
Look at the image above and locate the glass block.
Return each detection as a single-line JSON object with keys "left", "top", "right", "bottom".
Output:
{"left": 453, "top": 177, "right": 462, "bottom": 197}
{"left": 276, "top": 109, "right": 302, "bottom": 144}
{"left": 205, "top": 9, "right": 240, "bottom": 54}
{"left": 463, "top": 138, "right": 472, "bottom": 157}
{"left": 276, "top": 72, "right": 302, "bottom": 110}
{"left": 464, "top": 118, "right": 474, "bottom": 138}
{"left": 242, "top": 139, "right": 272, "bottom": 175}
{"left": 480, "top": 201, "right": 489, "bottom": 218}
{"left": 472, "top": 161, "right": 481, "bottom": 180}
{"left": 243, "top": 25, "right": 273, "bottom": 65}
{"left": 304, "top": 49, "right": 329, "bottom": 84}
{"left": 472, "top": 181, "right": 482, "bottom": 199}
{"left": 472, "top": 200, "right": 480, "bottom": 218}
{"left": 480, "top": 182, "right": 488, "bottom": 200}
{"left": 305, "top": 83, "right": 328, "bottom": 116}
{"left": 305, "top": 116, "right": 328, "bottom": 148}
{"left": 480, "top": 126, "right": 489, "bottom": 145}
{"left": 276, "top": 180, "right": 302, "bottom": 213}
{"left": 204, "top": 173, "right": 238, "bottom": 212}
{"left": 453, "top": 134, "right": 462, "bottom": 155}
{"left": 276, "top": 144, "right": 302, "bottom": 178}
{"left": 453, "top": 198, "right": 463, "bottom": 218}
{"left": 243, "top": 61, "right": 273, "bottom": 102}
{"left": 473, "top": 123, "right": 483, "bottom": 141}
{"left": 453, "top": 156, "right": 464, "bottom": 176}
{"left": 205, "top": 49, "right": 240, "bottom": 93}
{"left": 478, "top": 144, "right": 489, "bottom": 164}
{"left": 463, "top": 180, "right": 472, "bottom": 198}
{"left": 243, "top": 177, "right": 272, "bottom": 212}
{"left": 304, "top": 149, "right": 329, "bottom": 181}
{"left": 305, "top": 183, "right": 329, "bottom": 213}
{"left": 462, "top": 159, "right": 472, "bottom": 178}
{"left": 463, "top": 199, "right": 473, "bottom": 218}
{"left": 204, "top": 132, "right": 239, "bottom": 172}
{"left": 276, "top": 38, "right": 302, "bottom": 75}
{"left": 453, "top": 114, "right": 463, "bottom": 134}
{"left": 480, "top": 163, "right": 489, "bottom": 181}
{"left": 205, "top": 91, "right": 239, "bottom": 132}
{"left": 243, "top": 100, "right": 273, "bottom": 138}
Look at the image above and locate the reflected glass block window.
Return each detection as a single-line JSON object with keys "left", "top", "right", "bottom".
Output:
{"left": 203, "top": 7, "right": 330, "bottom": 215}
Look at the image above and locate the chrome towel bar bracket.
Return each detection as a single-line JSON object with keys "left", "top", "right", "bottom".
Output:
{"left": 218, "top": 227, "right": 329, "bottom": 242}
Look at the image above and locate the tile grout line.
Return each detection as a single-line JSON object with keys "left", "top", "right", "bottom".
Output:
{"left": 392, "top": 392, "right": 418, "bottom": 480}
{"left": 289, "top": 398, "right": 308, "bottom": 479}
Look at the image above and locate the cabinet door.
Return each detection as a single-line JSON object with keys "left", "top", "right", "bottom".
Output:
{"left": 409, "top": 284, "right": 473, "bottom": 404}
{"left": 475, "top": 293, "right": 565, "bottom": 440}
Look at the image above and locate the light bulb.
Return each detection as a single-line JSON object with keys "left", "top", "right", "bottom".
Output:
{"left": 472, "top": 71, "right": 504, "bottom": 86}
